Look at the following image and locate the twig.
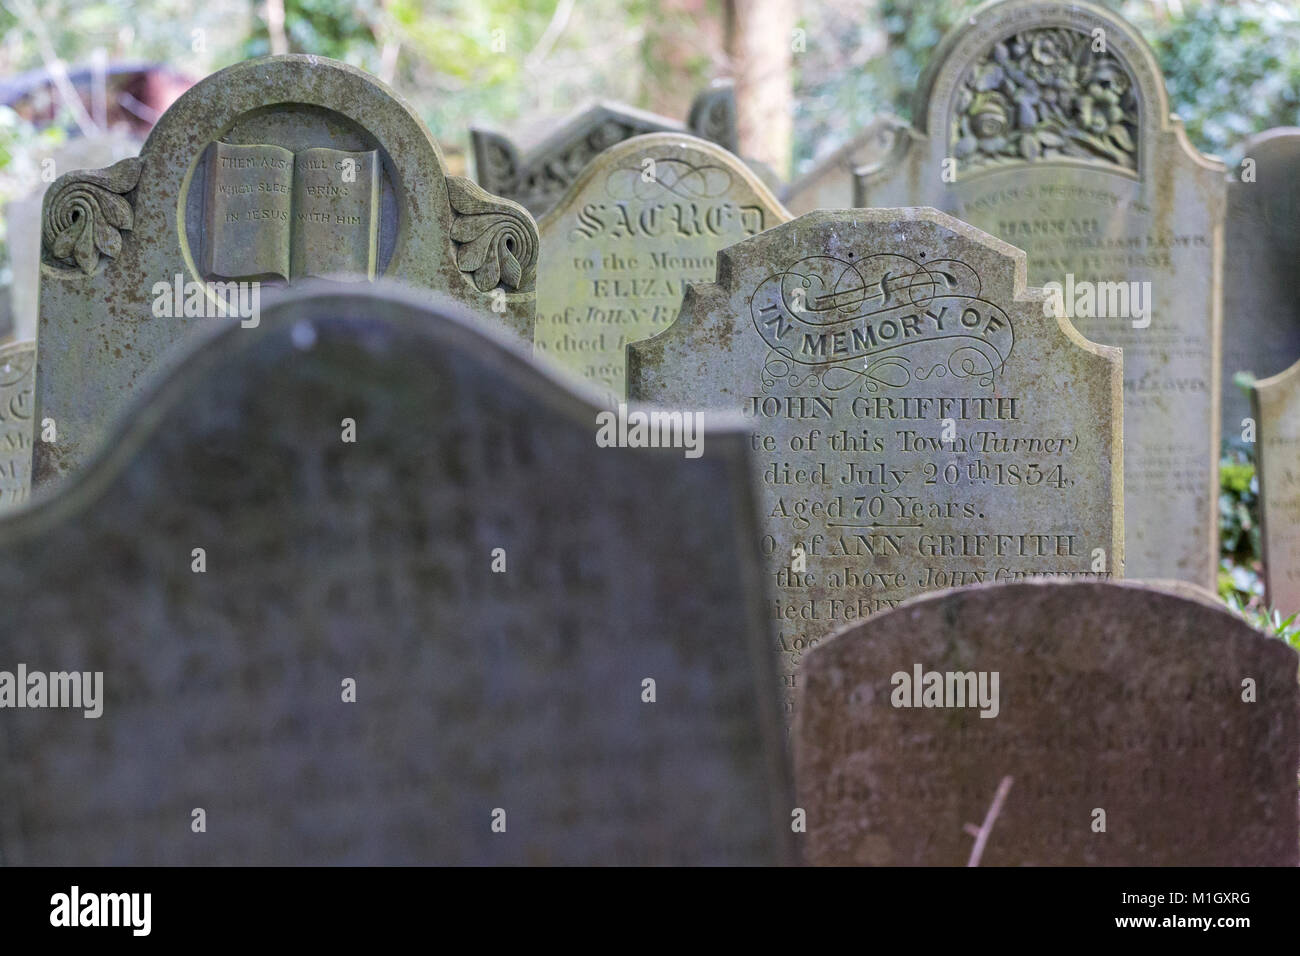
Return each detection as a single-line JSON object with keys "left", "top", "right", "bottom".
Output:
{"left": 966, "top": 775, "right": 1013, "bottom": 867}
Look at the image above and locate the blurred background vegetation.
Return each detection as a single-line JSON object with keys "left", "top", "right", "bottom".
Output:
{"left": 0, "top": 0, "right": 1296, "bottom": 617}
{"left": 2, "top": 0, "right": 1297, "bottom": 177}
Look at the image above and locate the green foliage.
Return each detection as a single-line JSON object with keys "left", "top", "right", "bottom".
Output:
{"left": 793, "top": 0, "right": 1300, "bottom": 173}
{"left": 1224, "top": 592, "right": 1300, "bottom": 652}
{"left": 242, "top": 0, "right": 385, "bottom": 66}
{"left": 1218, "top": 447, "right": 1262, "bottom": 607}
{"left": 1116, "top": 0, "right": 1300, "bottom": 162}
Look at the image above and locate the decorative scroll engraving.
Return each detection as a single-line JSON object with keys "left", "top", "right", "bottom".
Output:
{"left": 41, "top": 157, "right": 142, "bottom": 274}
{"left": 446, "top": 176, "right": 538, "bottom": 294}
{"left": 951, "top": 27, "right": 1139, "bottom": 172}
{"left": 605, "top": 158, "right": 735, "bottom": 201}
{"left": 750, "top": 254, "right": 1013, "bottom": 392}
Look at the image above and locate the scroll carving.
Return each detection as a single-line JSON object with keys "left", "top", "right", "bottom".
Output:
{"left": 446, "top": 176, "right": 538, "bottom": 294}
{"left": 42, "top": 157, "right": 143, "bottom": 274}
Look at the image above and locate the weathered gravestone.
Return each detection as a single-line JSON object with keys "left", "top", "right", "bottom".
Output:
{"left": 1253, "top": 359, "right": 1300, "bottom": 618}
{"left": 0, "top": 339, "right": 34, "bottom": 510}
{"left": 35, "top": 55, "right": 539, "bottom": 491}
{"left": 472, "top": 83, "right": 739, "bottom": 218}
{"left": 0, "top": 282, "right": 792, "bottom": 865}
{"left": 857, "top": 0, "right": 1224, "bottom": 589}
{"left": 628, "top": 208, "right": 1123, "bottom": 723}
{"left": 795, "top": 579, "right": 1300, "bottom": 866}
{"left": 782, "top": 117, "right": 904, "bottom": 217}
{"left": 1224, "top": 128, "right": 1300, "bottom": 444}
{"left": 535, "top": 133, "right": 791, "bottom": 400}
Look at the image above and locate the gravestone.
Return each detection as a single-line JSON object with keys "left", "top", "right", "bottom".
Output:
{"left": 628, "top": 208, "right": 1123, "bottom": 722}
{"left": 0, "top": 282, "right": 792, "bottom": 866}
{"left": 5, "top": 129, "right": 140, "bottom": 342}
{"left": 472, "top": 83, "right": 739, "bottom": 218}
{"left": 794, "top": 579, "right": 1300, "bottom": 866}
{"left": 535, "top": 132, "right": 791, "bottom": 400}
{"left": 1224, "top": 129, "right": 1300, "bottom": 444}
{"left": 1253, "top": 359, "right": 1300, "bottom": 617}
{"left": 783, "top": 117, "right": 904, "bottom": 216}
{"left": 35, "top": 55, "right": 539, "bottom": 490}
{"left": 0, "top": 339, "right": 34, "bottom": 510}
{"left": 857, "top": 0, "right": 1224, "bottom": 589}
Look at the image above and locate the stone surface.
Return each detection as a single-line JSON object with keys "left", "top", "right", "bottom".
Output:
{"left": 472, "top": 83, "right": 739, "bottom": 219}
{"left": 0, "top": 339, "right": 34, "bottom": 511}
{"left": 35, "top": 55, "right": 539, "bottom": 491}
{"left": 794, "top": 579, "right": 1300, "bottom": 866}
{"left": 1254, "top": 358, "right": 1300, "bottom": 617}
{"left": 4, "top": 130, "right": 140, "bottom": 342}
{"left": 857, "top": 0, "right": 1224, "bottom": 589}
{"left": 629, "top": 208, "right": 1123, "bottom": 722}
{"left": 782, "top": 117, "right": 904, "bottom": 216}
{"left": 1224, "top": 128, "right": 1300, "bottom": 444}
{"left": 535, "top": 132, "right": 791, "bottom": 400}
{"left": 0, "top": 282, "right": 792, "bottom": 865}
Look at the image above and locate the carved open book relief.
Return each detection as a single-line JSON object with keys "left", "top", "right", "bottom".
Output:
{"left": 202, "top": 142, "right": 380, "bottom": 282}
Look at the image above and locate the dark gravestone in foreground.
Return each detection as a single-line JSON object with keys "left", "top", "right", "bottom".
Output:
{"left": 795, "top": 580, "right": 1300, "bottom": 866}
{"left": 0, "top": 284, "right": 791, "bottom": 865}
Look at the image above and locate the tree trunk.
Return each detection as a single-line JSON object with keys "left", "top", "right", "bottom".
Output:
{"left": 725, "top": 0, "right": 795, "bottom": 178}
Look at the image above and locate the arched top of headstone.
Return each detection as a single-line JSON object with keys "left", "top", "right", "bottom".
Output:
{"left": 35, "top": 55, "right": 539, "bottom": 490}
{"left": 538, "top": 131, "right": 787, "bottom": 233}
{"left": 1254, "top": 356, "right": 1300, "bottom": 402}
{"left": 471, "top": 83, "right": 739, "bottom": 217}
{"left": 903, "top": 0, "right": 1208, "bottom": 180}
{"left": 1232, "top": 127, "right": 1300, "bottom": 233}
{"left": 40, "top": 55, "right": 537, "bottom": 296}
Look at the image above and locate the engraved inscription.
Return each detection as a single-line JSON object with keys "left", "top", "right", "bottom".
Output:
{"left": 628, "top": 213, "right": 1121, "bottom": 725}
{"left": 0, "top": 342, "right": 34, "bottom": 509}
{"left": 537, "top": 144, "right": 785, "bottom": 401}
{"left": 203, "top": 142, "right": 379, "bottom": 282}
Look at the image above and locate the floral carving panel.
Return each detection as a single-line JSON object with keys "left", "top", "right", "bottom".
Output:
{"left": 951, "top": 28, "right": 1139, "bottom": 173}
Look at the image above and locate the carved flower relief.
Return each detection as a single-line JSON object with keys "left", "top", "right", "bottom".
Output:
{"left": 41, "top": 157, "right": 143, "bottom": 275}
{"left": 952, "top": 27, "right": 1138, "bottom": 170}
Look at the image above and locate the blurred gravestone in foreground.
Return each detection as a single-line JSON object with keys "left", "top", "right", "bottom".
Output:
{"left": 0, "top": 283, "right": 791, "bottom": 865}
